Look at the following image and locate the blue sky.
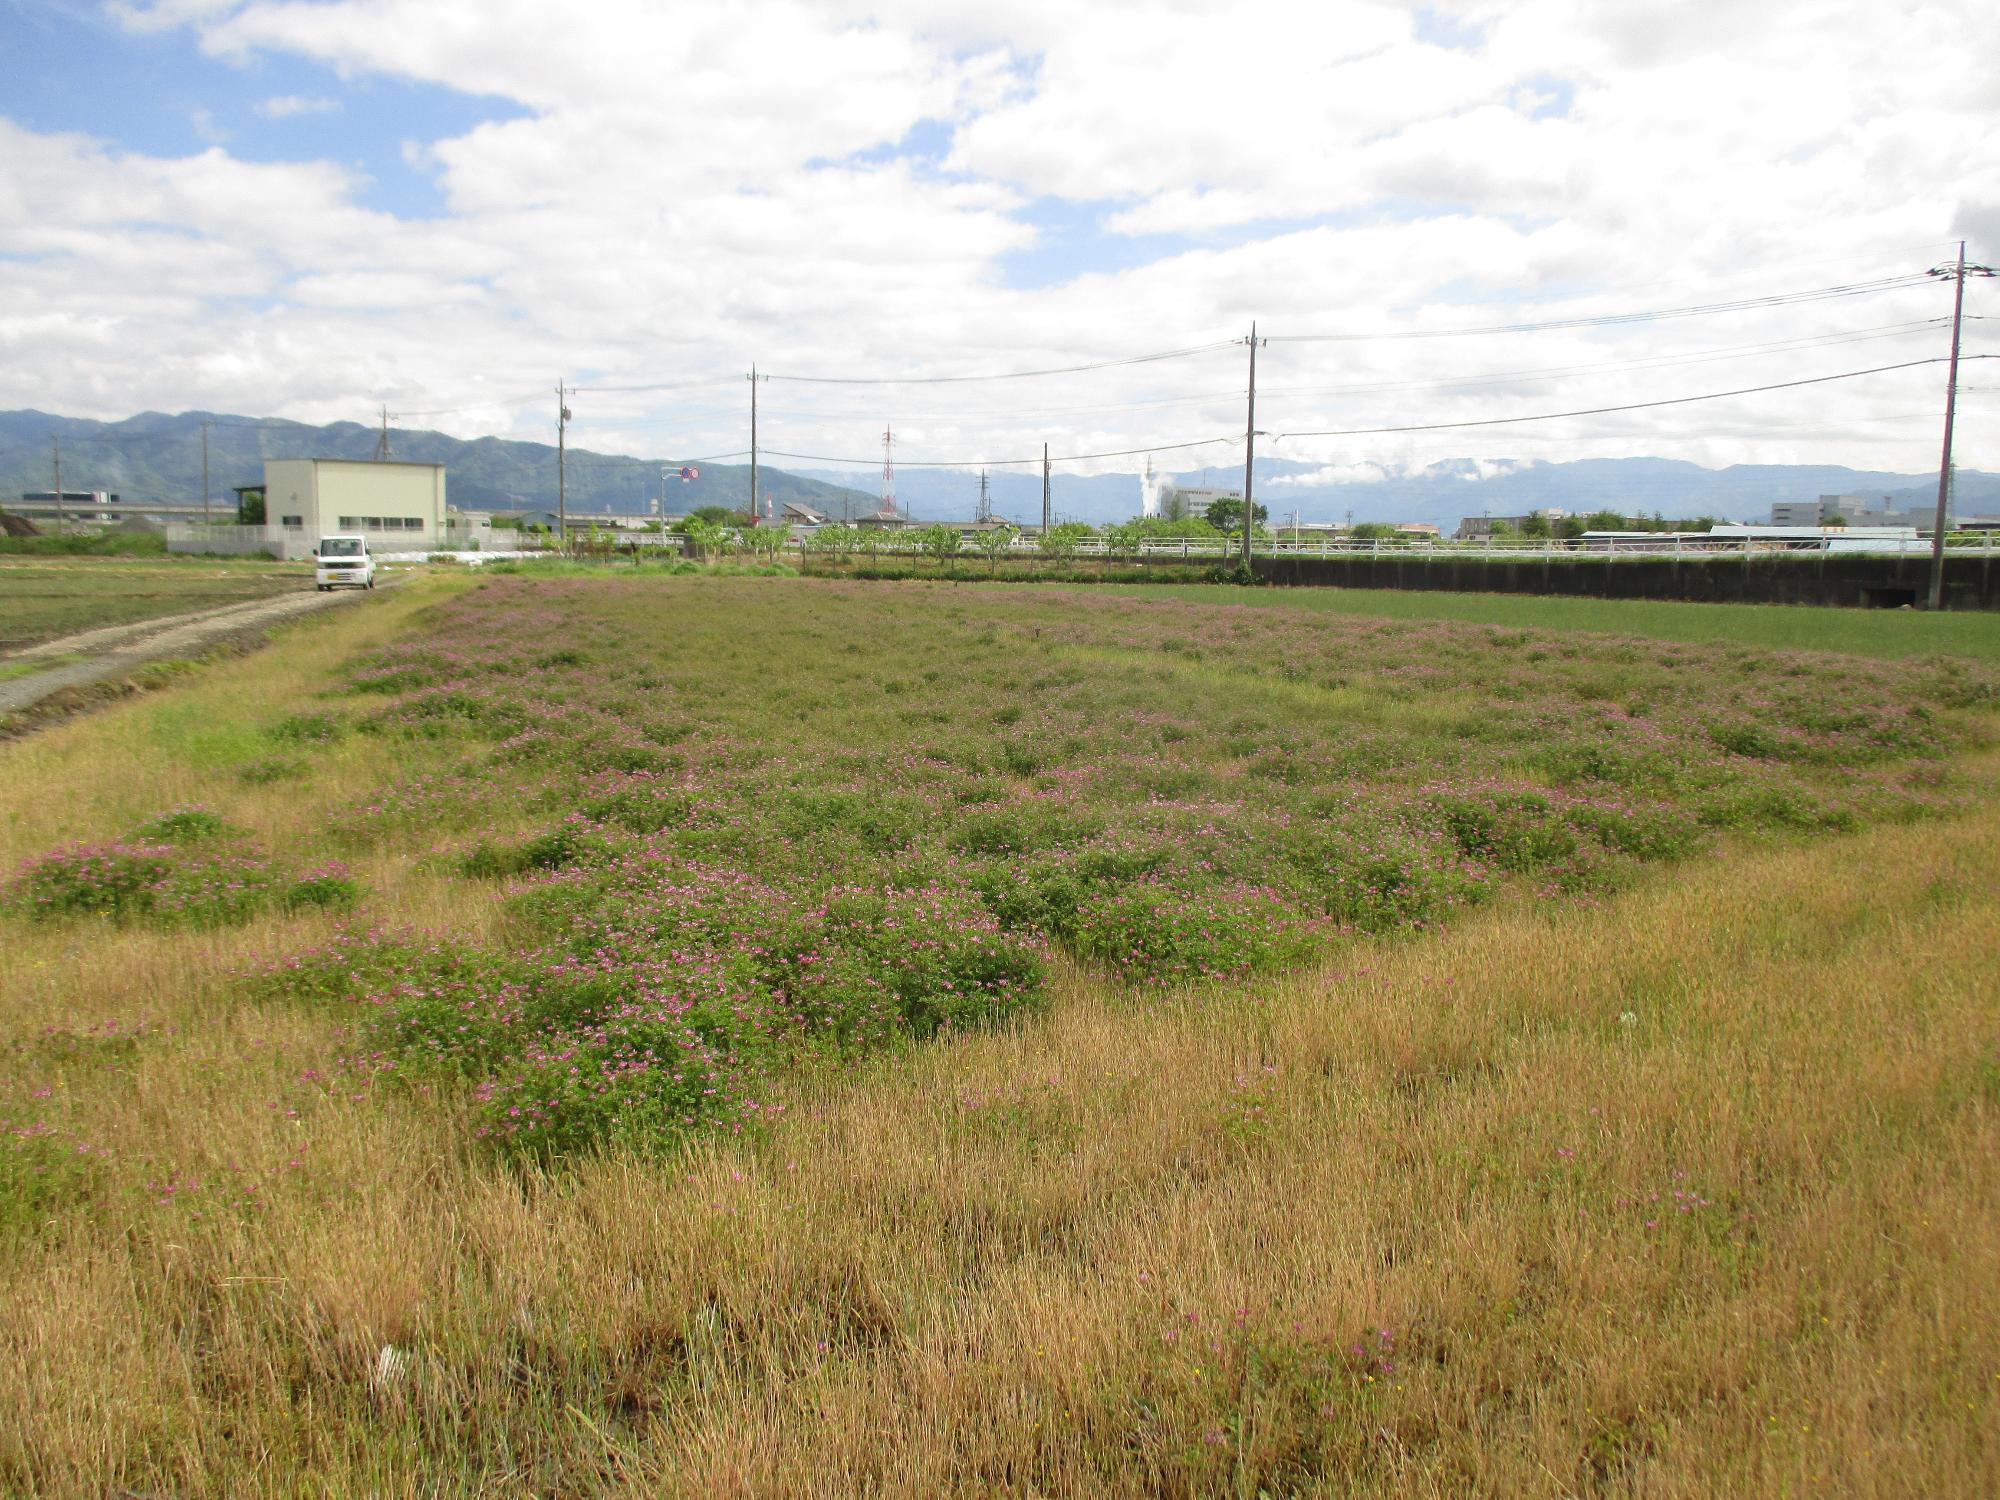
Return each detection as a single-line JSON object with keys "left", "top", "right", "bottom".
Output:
{"left": 0, "top": 0, "right": 525, "bottom": 216}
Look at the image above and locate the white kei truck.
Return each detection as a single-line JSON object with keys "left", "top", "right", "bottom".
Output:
{"left": 313, "top": 534, "right": 377, "bottom": 591}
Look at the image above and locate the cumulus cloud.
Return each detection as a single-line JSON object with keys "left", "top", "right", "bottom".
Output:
{"left": 3, "top": 0, "right": 1995, "bottom": 480}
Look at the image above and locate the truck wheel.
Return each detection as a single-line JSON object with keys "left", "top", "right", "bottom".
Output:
{"left": 367, "top": 578, "right": 376, "bottom": 590}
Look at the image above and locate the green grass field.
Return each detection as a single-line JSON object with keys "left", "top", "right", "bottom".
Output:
{"left": 1108, "top": 581, "right": 2000, "bottom": 661}
{"left": 1, "top": 574, "right": 1996, "bottom": 1495}
{"left": 0, "top": 557, "right": 310, "bottom": 653}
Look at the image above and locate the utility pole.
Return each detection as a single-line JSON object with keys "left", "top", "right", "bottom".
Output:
{"left": 1926, "top": 242, "right": 1996, "bottom": 610}
{"left": 556, "top": 381, "right": 570, "bottom": 540}
{"left": 749, "top": 364, "right": 759, "bottom": 523}
{"left": 375, "top": 405, "right": 393, "bottom": 461}
{"left": 201, "top": 420, "right": 212, "bottom": 525}
{"left": 52, "top": 436, "right": 63, "bottom": 535}
{"left": 1242, "top": 321, "right": 1260, "bottom": 568}
{"left": 1042, "top": 443, "right": 1050, "bottom": 535}
{"left": 978, "top": 468, "right": 990, "bottom": 523}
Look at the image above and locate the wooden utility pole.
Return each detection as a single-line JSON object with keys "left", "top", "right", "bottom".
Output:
{"left": 749, "top": 364, "right": 759, "bottom": 522}
{"left": 52, "top": 436, "right": 63, "bottom": 534}
{"left": 1041, "top": 443, "right": 1050, "bottom": 535}
{"left": 1927, "top": 242, "right": 1996, "bottom": 610}
{"left": 201, "top": 420, "right": 211, "bottom": 524}
{"left": 556, "top": 381, "right": 570, "bottom": 540}
{"left": 1241, "top": 321, "right": 1259, "bottom": 568}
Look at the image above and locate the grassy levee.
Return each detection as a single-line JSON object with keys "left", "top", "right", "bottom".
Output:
{"left": 0, "top": 575, "right": 1997, "bottom": 1495}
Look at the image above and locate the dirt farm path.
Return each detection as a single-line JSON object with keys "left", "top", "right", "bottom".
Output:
{"left": 0, "top": 586, "right": 371, "bottom": 726}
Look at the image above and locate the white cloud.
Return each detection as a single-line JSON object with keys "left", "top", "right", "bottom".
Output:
{"left": 255, "top": 94, "right": 338, "bottom": 118}
{"left": 3, "top": 0, "right": 1995, "bottom": 485}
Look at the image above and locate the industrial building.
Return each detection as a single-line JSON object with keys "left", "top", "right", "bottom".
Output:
{"left": 262, "top": 458, "right": 447, "bottom": 543}
{"left": 1771, "top": 493, "right": 1944, "bottom": 530}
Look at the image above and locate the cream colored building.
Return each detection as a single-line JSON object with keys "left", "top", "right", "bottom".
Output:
{"left": 263, "top": 459, "right": 447, "bottom": 550}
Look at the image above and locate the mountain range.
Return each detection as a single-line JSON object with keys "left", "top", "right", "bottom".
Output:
{"left": 812, "top": 456, "right": 2000, "bottom": 529}
{"left": 0, "top": 409, "right": 871, "bottom": 520}
{"left": 4, "top": 409, "right": 1993, "bottom": 532}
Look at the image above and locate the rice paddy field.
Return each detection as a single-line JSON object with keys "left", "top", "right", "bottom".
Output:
{"left": 0, "top": 557, "right": 310, "bottom": 653}
{"left": 2, "top": 572, "right": 1997, "bottom": 1496}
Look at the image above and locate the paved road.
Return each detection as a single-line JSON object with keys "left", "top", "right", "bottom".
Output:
{"left": 0, "top": 586, "right": 367, "bottom": 722}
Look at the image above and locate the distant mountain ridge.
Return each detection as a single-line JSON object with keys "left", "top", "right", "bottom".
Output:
{"left": 4, "top": 408, "right": 1991, "bottom": 532}
{"left": 0, "top": 409, "right": 871, "bottom": 519}
{"left": 814, "top": 456, "right": 2000, "bottom": 529}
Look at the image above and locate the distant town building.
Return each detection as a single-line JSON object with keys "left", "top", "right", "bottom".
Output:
{"left": 1454, "top": 511, "right": 1567, "bottom": 540}
{"left": 1175, "top": 486, "right": 1242, "bottom": 512}
{"left": 1773, "top": 493, "right": 1945, "bottom": 531}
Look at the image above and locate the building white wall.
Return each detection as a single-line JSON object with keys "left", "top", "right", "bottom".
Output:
{"left": 263, "top": 459, "right": 447, "bottom": 543}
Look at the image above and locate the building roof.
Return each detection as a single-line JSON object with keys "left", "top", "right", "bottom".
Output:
{"left": 269, "top": 457, "right": 445, "bottom": 470}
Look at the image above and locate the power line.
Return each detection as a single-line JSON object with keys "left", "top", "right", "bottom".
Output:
{"left": 1269, "top": 356, "right": 1988, "bottom": 440}
{"left": 745, "top": 317, "right": 1945, "bottom": 425}
{"left": 759, "top": 338, "right": 1241, "bottom": 386}
{"left": 1256, "top": 319, "right": 1948, "bottom": 401}
{"left": 1268, "top": 273, "right": 1936, "bottom": 343}
{"left": 760, "top": 432, "right": 1243, "bottom": 469}
{"left": 568, "top": 376, "right": 742, "bottom": 395}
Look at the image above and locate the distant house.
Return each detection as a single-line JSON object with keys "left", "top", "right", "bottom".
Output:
{"left": 781, "top": 500, "right": 829, "bottom": 526}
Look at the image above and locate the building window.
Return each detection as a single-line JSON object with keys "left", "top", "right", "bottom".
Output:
{"left": 282, "top": 515, "right": 303, "bottom": 530}
{"left": 404, "top": 517, "right": 423, "bottom": 530}
{"left": 338, "top": 516, "right": 360, "bottom": 530}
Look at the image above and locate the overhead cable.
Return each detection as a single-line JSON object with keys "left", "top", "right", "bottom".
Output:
{"left": 1270, "top": 356, "right": 1987, "bottom": 440}
{"left": 759, "top": 339, "right": 1241, "bottom": 386}
{"left": 1267, "top": 274, "right": 1937, "bottom": 343}
{"left": 759, "top": 432, "right": 1244, "bottom": 469}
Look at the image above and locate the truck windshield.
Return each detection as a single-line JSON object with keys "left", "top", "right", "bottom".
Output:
{"left": 320, "top": 540, "right": 362, "bottom": 558}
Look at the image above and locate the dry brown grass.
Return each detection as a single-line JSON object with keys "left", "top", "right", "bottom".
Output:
{"left": 1, "top": 583, "right": 1997, "bottom": 1496}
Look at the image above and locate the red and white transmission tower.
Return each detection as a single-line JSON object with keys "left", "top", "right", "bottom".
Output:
{"left": 879, "top": 424, "right": 897, "bottom": 519}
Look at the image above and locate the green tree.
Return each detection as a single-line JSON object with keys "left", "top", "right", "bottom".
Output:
{"left": 236, "top": 489, "right": 266, "bottom": 525}
{"left": 917, "top": 523, "right": 962, "bottom": 564}
{"left": 1584, "top": 509, "right": 1628, "bottom": 531}
{"left": 1823, "top": 512, "right": 1848, "bottom": 528}
{"left": 973, "top": 524, "right": 1018, "bottom": 574}
{"left": 680, "top": 517, "right": 728, "bottom": 559}
{"left": 1555, "top": 515, "right": 1589, "bottom": 541}
{"left": 1519, "top": 511, "right": 1553, "bottom": 540}
{"left": 1349, "top": 522, "right": 1402, "bottom": 543}
{"left": 1487, "top": 518, "right": 1517, "bottom": 540}
{"left": 808, "top": 523, "right": 860, "bottom": 558}
{"left": 744, "top": 523, "right": 792, "bottom": 561}
{"left": 1203, "top": 497, "right": 1268, "bottom": 531}
{"left": 1038, "top": 522, "right": 1093, "bottom": 560}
